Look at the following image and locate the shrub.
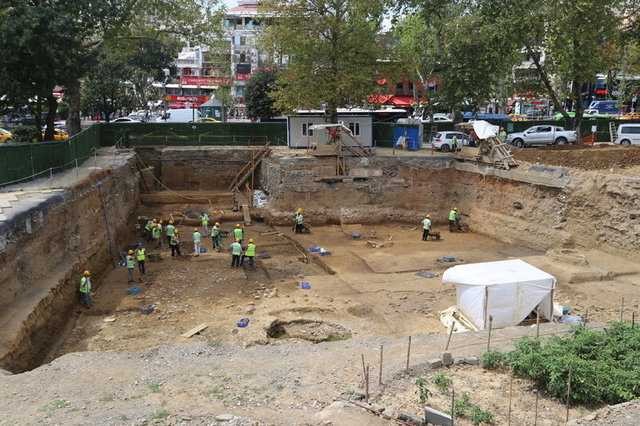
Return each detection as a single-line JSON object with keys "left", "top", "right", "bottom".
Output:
{"left": 432, "top": 372, "right": 452, "bottom": 393}
{"left": 481, "top": 350, "right": 508, "bottom": 370}
{"left": 497, "top": 323, "right": 640, "bottom": 405}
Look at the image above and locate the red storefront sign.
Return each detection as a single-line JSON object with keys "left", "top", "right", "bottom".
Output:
{"left": 164, "top": 95, "right": 209, "bottom": 108}
{"left": 235, "top": 73, "right": 251, "bottom": 81}
{"left": 180, "top": 76, "right": 232, "bottom": 86}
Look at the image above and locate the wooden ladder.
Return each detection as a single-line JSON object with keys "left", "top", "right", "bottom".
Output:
{"left": 227, "top": 143, "right": 272, "bottom": 193}
{"left": 489, "top": 139, "right": 518, "bottom": 170}
{"left": 609, "top": 121, "right": 617, "bottom": 143}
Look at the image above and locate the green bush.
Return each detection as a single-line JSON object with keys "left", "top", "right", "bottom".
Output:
{"left": 495, "top": 323, "right": 640, "bottom": 405}
{"left": 481, "top": 351, "right": 508, "bottom": 370}
{"left": 11, "top": 125, "right": 41, "bottom": 143}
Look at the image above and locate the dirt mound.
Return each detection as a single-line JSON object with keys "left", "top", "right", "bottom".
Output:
{"left": 266, "top": 319, "right": 351, "bottom": 343}
{"left": 513, "top": 145, "right": 640, "bottom": 170}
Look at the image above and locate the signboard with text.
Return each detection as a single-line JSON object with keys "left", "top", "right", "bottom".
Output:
{"left": 180, "top": 76, "right": 232, "bottom": 86}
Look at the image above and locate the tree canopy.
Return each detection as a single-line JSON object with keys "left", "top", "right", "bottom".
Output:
{"left": 261, "top": 0, "right": 387, "bottom": 123}
{"left": 245, "top": 70, "right": 280, "bottom": 121}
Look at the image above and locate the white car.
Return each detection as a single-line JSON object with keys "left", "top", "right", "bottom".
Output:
{"left": 422, "top": 113, "right": 453, "bottom": 123}
{"left": 506, "top": 125, "right": 577, "bottom": 147}
{"left": 156, "top": 108, "right": 201, "bottom": 123}
{"left": 112, "top": 117, "right": 141, "bottom": 123}
{"left": 616, "top": 123, "right": 640, "bottom": 146}
{"left": 429, "top": 131, "right": 470, "bottom": 152}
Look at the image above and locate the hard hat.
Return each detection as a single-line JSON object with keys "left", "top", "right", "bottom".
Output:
{"left": 236, "top": 224, "right": 240, "bottom": 227}
{"left": 83, "top": 270, "right": 91, "bottom": 276}
{"left": 194, "top": 228, "right": 198, "bottom": 232}
{"left": 297, "top": 208, "right": 303, "bottom": 213}
{"left": 128, "top": 250, "right": 134, "bottom": 255}
{"left": 427, "top": 214, "right": 431, "bottom": 218}
{"left": 215, "top": 222, "right": 220, "bottom": 226}
{"left": 454, "top": 207, "right": 458, "bottom": 211}
{"left": 153, "top": 218, "right": 158, "bottom": 222}
{"left": 249, "top": 238, "right": 254, "bottom": 243}
{"left": 169, "top": 220, "right": 174, "bottom": 224}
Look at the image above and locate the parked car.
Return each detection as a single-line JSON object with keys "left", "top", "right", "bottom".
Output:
{"left": 506, "top": 125, "right": 577, "bottom": 147}
{"left": 156, "top": 108, "right": 201, "bottom": 123}
{"left": 112, "top": 117, "right": 141, "bottom": 123}
{"left": 429, "top": 131, "right": 470, "bottom": 152}
{"left": 42, "top": 128, "right": 69, "bottom": 141}
{"left": 0, "top": 128, "right": 13, "bottom": 143}
{"left": 422, "top": 113, "right": 453, "bottom": 123}
{"left": 615, "top": 123, "right": 640, "bottom": 146}
{"left": 199, "top": 117, "right": 219, "bottom": 123}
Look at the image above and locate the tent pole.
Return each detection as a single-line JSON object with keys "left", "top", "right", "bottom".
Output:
{"left": 484, "top": 287, "right": 489, "bottom": 329}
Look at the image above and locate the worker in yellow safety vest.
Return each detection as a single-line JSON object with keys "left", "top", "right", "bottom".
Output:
{"left": 135, "top": 245, "right": 146, "bottom": 275}
{"left": 79, "top": 270, "right": 92, "bottom": 307}
{"left": 193, "top": 228, "right": 202, "bottom": 256}
{"left": 152, "top": 219, "right": 162, "bottom": 248}
{"left": 233, "top": 224, "right": 244, "bottom": 245}
{"left": 243, "top": 238, "right": 256, "bottom": 269}
{"left": 126, "top": 250, "right": 135, "bottom": 282}
{"left": 293, "top": 208, "right": 304, "bottom": 233}
{"left": 448, "top": 208, "right": 460, "bottom": 232}
{"left": 200, "top": 212, "right": 209, "bottom": 236}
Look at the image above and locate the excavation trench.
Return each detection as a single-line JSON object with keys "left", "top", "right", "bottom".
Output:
{"left": 2, "top": 146, "right": 638, "bottom": 374}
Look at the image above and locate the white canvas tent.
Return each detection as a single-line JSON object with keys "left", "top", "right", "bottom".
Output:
{"left": 442, "top": 259, "right": 556, "bottom": 330}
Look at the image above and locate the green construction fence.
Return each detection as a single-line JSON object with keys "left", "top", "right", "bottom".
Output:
{"left": 0, "top": 124, "right": 101, "bottom": 187}
{"left": 98, "top": 122, "right": 288, "bottom": 147}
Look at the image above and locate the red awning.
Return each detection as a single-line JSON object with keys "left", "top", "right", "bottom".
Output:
{"left": 389, "top": 96, "right": 415, "bottom": 107}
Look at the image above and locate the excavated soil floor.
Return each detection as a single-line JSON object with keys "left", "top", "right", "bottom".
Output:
{"left": 46, "top": 209, "right": 640, "bottom": 363}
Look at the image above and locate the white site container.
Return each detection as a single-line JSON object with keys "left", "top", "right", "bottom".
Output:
{"left": 442, "top": 259, "right": 556, "bottom": 330}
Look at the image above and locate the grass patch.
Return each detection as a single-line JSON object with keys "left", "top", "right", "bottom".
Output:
{"left": 151, "top": 408, "right": 169, "bottom": 420}
{"left": 432, "top": 372, "right": 452, "bottom": 394}
{"left": 452, "top": 392, "right": 495, "bottom": 425}
{"left": 41, "top": 399, "right": 70, "bottom": 412}
{"left": 415, "top": 377, "right": 432, "bottom": 403}
{"left": 148, "top": 383, "right": 162, "bottom": 393}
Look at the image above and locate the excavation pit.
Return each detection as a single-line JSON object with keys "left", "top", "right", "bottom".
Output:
{"left": 266, "top": 319, "right": 352, "bottom": 343}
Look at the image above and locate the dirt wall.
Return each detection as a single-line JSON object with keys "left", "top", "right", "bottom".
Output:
{"left": 0, "top": 161, "right": 140, "bottom": 372}
{"left": 136, "top": 147, "right": 262, "bottom": 191}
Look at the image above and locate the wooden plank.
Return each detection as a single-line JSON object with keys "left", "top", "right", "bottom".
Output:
{"left": 181, "top": 323, "right": 208, "bottom": 338}
{"left": 242, "top": 204, "right": 251, "bottom": 225}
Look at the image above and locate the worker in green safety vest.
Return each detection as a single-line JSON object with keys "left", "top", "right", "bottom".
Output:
{"left": 200, "top": 212, "right": 209, "bottom": 237}
{"left": 79, "top": 270, "right": 92, "bottom": 307}
{"left": 152, "top": 220, "right": 163, "bottom": 248}
{"left": 448, "top": 208, "right": 460, "bottom": 232}
{"left": 135, "top": 245, "right": 146, "bottom": 275}
{"left": 230, "top": 239, "right": 242, "bottom": 268}
{"left": 126, "top": 250, "right": 135, "bottom": 282}
{"left": 243, "top": 238, "right": 256, "bottom": 269}
{"left": 165, "top": 220, "right": 176, "bottom": 246}
{"left": 233, "top": 224, "right": 244, "bottom": 245}
{"left": 193, "top": 228, "right": 202, "bottom": 256}
{"left": 211, "top": 222, "right": 222, "bottom": 251}
{"left": 144, "top": 219, "right": 154, "bottom": 241}
{"left": 293, "top": 208, "right": 304, "bottom": 233}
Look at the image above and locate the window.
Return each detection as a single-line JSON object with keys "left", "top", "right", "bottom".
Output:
{"left": 621, "top": 126, "right": 640, "bottom": 134}
{"left": 348, "top": 122, "right": 360, "bottom": 136}
{"left": 538, "top": 126, "right": 552, "bottom": 133}
{"left": 240, "top": 36, "right": 246, "bottom": 46}
{"left": 302, "top": 123, "right": 314, "bottom": 136}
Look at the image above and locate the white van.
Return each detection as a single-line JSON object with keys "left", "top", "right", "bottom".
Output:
{"left": 156, "top": 108, "right": 201, "bottom": 123}
{"left": 616, "top": 124, "right": 640, "bottom": 146}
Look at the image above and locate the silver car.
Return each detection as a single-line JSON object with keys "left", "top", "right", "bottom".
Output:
{"left": 506, "top": 125, "right": 577, "bottom": 147}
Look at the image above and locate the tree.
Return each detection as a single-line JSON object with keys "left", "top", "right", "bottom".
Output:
{"left": 245, "top": 70, "right": 280, "bottom": 121}
{"left": 261, "top": 0, "right": 387, "bottom": 123}
{"left": 81, "top": 50, "right": 134, "bottom": 122}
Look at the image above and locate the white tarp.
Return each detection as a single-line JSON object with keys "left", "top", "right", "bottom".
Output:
{"left": 472, "top": 120, "right": 499, "bottom": 140}
{"left": 442, "top": 259, "right": 556, "bottom": 330}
